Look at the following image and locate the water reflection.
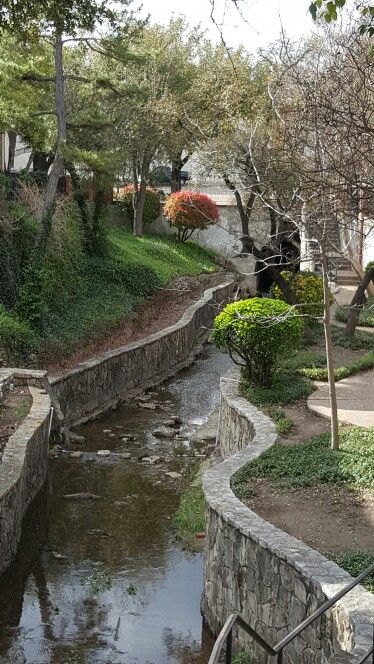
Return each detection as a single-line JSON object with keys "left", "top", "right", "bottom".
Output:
{"left": 0, "top": 347, "right": 230, "bottom": 663}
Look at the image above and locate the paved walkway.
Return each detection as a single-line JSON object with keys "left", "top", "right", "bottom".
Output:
{"left": 308, "top": 288, "right": 374, "bottom": 427}
{"left": 333, "top": 285, "right": 374, "bottom": 335}
{"left": 308, "top": 370, "right": 374, "bottom": 427}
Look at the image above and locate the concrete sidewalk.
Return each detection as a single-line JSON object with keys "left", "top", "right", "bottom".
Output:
{"left": 308, "top": 370, "right": 374, "bottom": 427}
{"left": 308, "top": 287, "right": 374, "bottom": 426}
{"left": 333, "top": 285, "right": 374, "bottom": 335}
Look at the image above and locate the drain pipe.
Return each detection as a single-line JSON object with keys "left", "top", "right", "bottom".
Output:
{"left": 48, "top": 406, "right": 54, "bottom": 438}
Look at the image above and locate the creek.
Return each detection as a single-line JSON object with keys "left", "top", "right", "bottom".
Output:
{"left": 0, "top": 346, "right": 230, "bottom": 664}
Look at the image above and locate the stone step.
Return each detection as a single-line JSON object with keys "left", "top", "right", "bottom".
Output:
{"left": 336, "top": 270, "right": 360, "bottom": 286}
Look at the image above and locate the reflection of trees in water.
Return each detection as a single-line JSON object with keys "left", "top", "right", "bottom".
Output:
{"left": 0, "top": 485, "right": 48, "bottom": 630}
{"left": 47, "top": 454, "right": 180, "bottom": 579}
{"left": 163, "top": 623, "right": 214, "bottom": 664}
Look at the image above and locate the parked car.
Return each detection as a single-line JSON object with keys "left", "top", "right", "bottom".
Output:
{"left": 150, "top": 166, "right": 190, "bottom": 187}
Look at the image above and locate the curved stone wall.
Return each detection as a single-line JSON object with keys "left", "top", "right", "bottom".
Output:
{"left": 0, "top": 369, "right": 51, "bottom": 576}
{"left": 50, "top": 278, "right": 234, "bottom": 426}
{"left": 202, "top": 369, "right": 374, "bottom": 663}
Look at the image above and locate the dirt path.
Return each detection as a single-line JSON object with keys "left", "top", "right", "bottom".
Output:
{"left": 245, "top": 481, "right": 374, "bottom": 556}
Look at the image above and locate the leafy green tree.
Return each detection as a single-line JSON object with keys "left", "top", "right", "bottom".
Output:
{"left": 0, "top": 0, "right": 131, "bottom": 247}
{"left": 309, "top": 0, "right": 374, "bottom": 34}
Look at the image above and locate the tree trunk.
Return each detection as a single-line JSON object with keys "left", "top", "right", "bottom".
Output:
{"left": 170, "top": 153, "right": 189, "bottom": 193}
{"left": 133, "top": 178, "right": 146, "bottom": 237}
{"left": 268, "top": 206, "right": 278, "bottom": 241}
{"left": 41, "top": 30, "right": 66, "bottom": 235}
{"left": 67, "top": 161, "right": 91, "bottom": 250}
{"left": 320, "top": 243, "right": 339, "bottom": 450}
{"left": 25, "top": 150, "right": 34, "bottom": 173}
{"left": 345, "top": 267, "right": 374, "bottom": 337}
{"left": 6, "top": 130, "right": 17, "bottom": 173}
{"left": 133, "top": 159, "right": 150, "bottom": 237}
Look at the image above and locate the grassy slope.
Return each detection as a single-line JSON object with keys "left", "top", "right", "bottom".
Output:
{"left": 108, "top": 228, "right": 216, "bottom": 282}
{"left": 45, "top": 230, "right": 217, "bottom": 344}
{"left": 0, "top": 229, "right": 217, "bottom": 362}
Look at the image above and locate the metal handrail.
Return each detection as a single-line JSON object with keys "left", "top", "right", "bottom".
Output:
{"left": 208, "top": 562, "right": 374, "bottom": 664}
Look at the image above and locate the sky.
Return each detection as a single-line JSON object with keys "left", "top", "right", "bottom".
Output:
{"left": 134, "top": 0, "right": 314, "bottom": 50}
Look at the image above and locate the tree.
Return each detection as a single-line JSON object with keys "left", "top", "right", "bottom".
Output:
{"left": 309, "top": 0, "right": 374, "bottom": 34}
{"left": 0, "top": 0, "right": 131, "bottom": 248}
{"left": 0, "top": 35, "right": 55, "bottom": 173}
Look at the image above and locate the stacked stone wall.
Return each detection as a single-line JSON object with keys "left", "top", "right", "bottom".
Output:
{"left": 202, "top": 370, "right": 374, "bottom": 663}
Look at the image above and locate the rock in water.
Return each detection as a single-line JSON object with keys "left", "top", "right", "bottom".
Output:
{"left": 62, "top": 493, "right": 101, "bottom": 500}
{"left": 165, "top": 471, "right": 182, "bottom": 479}
{"left": 154, "top": 426, "right": 175, "bottom": 439}
{"left": 97, "top": 450, "right": 111, "bottom": 457}
{"left": 68, "top": 431, "right": 86, "bottom": 443}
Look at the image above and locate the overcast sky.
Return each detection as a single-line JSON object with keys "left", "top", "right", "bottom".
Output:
{"left": 134, "top": 0, "right": 313, "bottom": 50}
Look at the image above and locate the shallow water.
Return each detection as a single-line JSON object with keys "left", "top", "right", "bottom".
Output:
{"left": 0, "top": 346, "right": 230, "bottom": 664}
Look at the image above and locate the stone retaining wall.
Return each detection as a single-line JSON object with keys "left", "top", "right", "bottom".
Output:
{"left": 0, "top": 369, "right": 51, "bottom": 576}
{"left": 202, "top": 370, "right": 374, "bottom": 663}
{"left": 50, "top": 279, "right": 234, "bottom": 426}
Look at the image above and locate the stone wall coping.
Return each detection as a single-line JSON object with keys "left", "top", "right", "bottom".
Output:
{"left": 0, "top": 386, "right": 51, "bottom": 499}
{"left": 49, "top": 277, "right": 234, "bottom": 384}
{"left": 203, "top": 369, "right": 374, "bottom": 660}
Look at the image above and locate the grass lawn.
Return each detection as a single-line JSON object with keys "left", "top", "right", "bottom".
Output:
{"left": 231, "top": 427, "right": 374, "bottom": 495}
{"left": 242, "top": 326, "right": 373, "bottom": 410}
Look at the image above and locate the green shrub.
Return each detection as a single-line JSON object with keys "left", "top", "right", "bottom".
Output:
{"left": 118, "top": 185, "right": 160, "bottom": 225}
{"left": 232, "top": 654, "right": 251, "bottom": 664}
{"left": 271, "top": 270, "right": 331, "bottom": 318}
{"left": 212, "top": 298, "right": 303, "bottom": 384}
{"left": 268, "top": 408, "right": 294, "bottom": 435}
{"left": 0, "top": 305, "right": 37, "bottom": 363}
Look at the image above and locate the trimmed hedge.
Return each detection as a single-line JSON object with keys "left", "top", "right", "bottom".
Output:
{"left": 212, "top": 297, "right": 303, "bottom": 384}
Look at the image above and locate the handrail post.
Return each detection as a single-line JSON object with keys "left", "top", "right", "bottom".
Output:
{"left": 276, "top": 651, "right": 283, "bottom": 664}
{"left": 226, "top": 628, "right": 233, "bottom": 664}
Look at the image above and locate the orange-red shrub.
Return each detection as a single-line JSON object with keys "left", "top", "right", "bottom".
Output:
{"left": 163, "top": 191, "right": 219, "bottom": 241}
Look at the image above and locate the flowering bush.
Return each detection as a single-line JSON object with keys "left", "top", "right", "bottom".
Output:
{"left": 271, "top": 270, "right": 332, "bottom": 318}
{"left": 212, "top": 297, "right": 303, "bottom": 384}
{"left": 163, "top": 191, "right": 219, "bottom": 241}
{"left": 118, "top": 185, "right": 160, "bottom": 225}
